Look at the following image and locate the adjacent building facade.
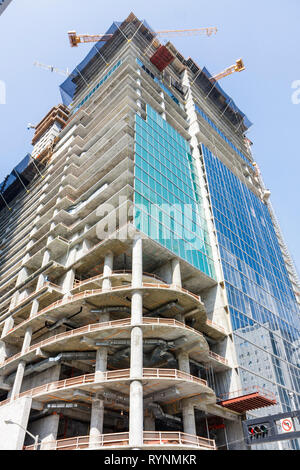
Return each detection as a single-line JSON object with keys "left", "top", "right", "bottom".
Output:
{"left": 0, "top": 0, "right": 12, "bottom": 16}
{"left": 0, "top": 13, "right": 299, "bottom": 450}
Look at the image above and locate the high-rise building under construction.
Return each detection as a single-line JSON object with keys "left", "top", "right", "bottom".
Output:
{"left": 0, "top": 0, "right": 12, "bottom": 16}
{"left": 0, "top": 13, "right": 299, "bottom": 451}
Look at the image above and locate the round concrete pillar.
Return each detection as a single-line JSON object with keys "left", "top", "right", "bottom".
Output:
{"left": 182, "top": 399, "right": 196, "bottom": 435}
{"left": 89, "top": 398, "right": 105, "bottom": 448}
{"left": 102, "top": 251, "right": 114, "bottom": 292}
{"left": 21, "top": 327, "right": 32, "bottom": 354}
{"left": 177, "top": 351, "right": 190, "bottom": 374}
{"left": 131, "top": 290, "right": 143, "bottom": 325}
{"left": 130, "top": 327, "right": 143, "bottom": 379}
{"left": 132, "top": 237, "right": 143, "bottom": 289}
{"left": 171, "top": 258, "right": 182, "bottom": 288}
{"left": 129, "top": 380, "right": 143, "bottom": 448}
{"left": 10, "top": 361, "right": 26, "bottom": 401}
{"left": 95, "top": 347, "right": 108, "bottom": 381}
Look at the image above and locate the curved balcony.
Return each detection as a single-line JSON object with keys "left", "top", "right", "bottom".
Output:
{"left": 0, "top": 368, "right": 216, "bottom": 409}
{"left": 2, "top": 283, "right": 206, "bottom": 344}
{"left": 0, "top": 317, "right": 229, "bottom": 379}
{"left": 72, "top": 270, "right": 165, "bottom": 293}
{"left": 24, "top": 431, "right": 216, "bottom": 450}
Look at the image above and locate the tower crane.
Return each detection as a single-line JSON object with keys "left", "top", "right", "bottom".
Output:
{"left": 210, "top": 59, "right": 245, "bottom": 82}
{"left": 34, "top": 61, "right": 71, "bottom": 77}
{"left": 68, "top": 27, "right": 218, "bottom": 47}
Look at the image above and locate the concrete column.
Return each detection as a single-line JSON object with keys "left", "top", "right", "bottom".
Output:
{"left": 1, "top": 317, "right": 14, "bottom": 338}
{"left": 129, "top": 236, "right": 144, "bottom": 447}
{"left": 40, "top": 414, "right": 60, "bottom": 450}
{"left": 21, "top": 327, "right": 32, "bottom": 355}
{"left": 16, "top": 267, "right": 29, "bottom": 285}
{"left": 175, "top": 312, "right": 185, "bottom": 323}
{"left": 10, "top": 361, "right": 26, "bottom": 401}
{"left": 131, "top": 291, "right": 143, "bottom": 326}
{"left": 130, "top": 327, "right": 143, "bottom": 379}
{"left": 177, "top": 351, "right": 190, "bottom": 374}
{"left": 89, "top": 398, "right": 105, "bottom": 448}
{"left": 171, "top": 258, "right": 182, "bottom": 288}
{"left": 0, "top": 341, "right": 8, "bottom": 364}
{"left": 30, "top": 299, "right": 39, "bottom": 318}
{"left": 62, "top": 269, "right": 75, "bottom": 297}
{"left": 131, "top": 236, "right": 143, "bottom": 325}
{"left": 36, "top": 249, "right": 51, "bottom": 290}
{"left": 132, "top": 237, "right": 143, "bottom": 289}
{"left": 9, "top": 292, "right": 19, "bottom": 310}
{"left": 102, "top": 251, "right": 114, "bottom": 292}
{"left": 81, "top": 237, "right": 93, "bottom": 256}
{"left": 89, "top": 346, "right": 107, "bottom": 448}
{"left": 144, "top": 414, "right": 155, "bottom": 431}
{"left": 95, "top": 348, "right": 108, "bottom": 382}
{"left": 182, "top": 399, "right": 196, "bottom": 435}
{"left": 129, "top": 380, "right": 143, "bottom": 448}
{"left": 0, "top": 317, "right": 14, "bottom": 363}
{"left": 98, "top": 312, "right": 110, "bottom": 323}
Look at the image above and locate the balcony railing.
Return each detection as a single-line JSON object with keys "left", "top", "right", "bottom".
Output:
{"left": 4, "top": 284, "right": 203, "bottom": 339}
{"left": 0, "top": 369, "right": 208, "bottom": 408}
{"left": 73, "top": 270, "right": 165, "bottom": 288}
{"left": 23, "top": 431, "right": 216, "bottom": 450}
{"left": 1, "top": 317, "right": 203, "bottom": 368}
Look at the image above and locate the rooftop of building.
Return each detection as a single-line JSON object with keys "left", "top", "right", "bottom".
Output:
{"left": 0, "top": 11, "right": 252, "bottom": 213}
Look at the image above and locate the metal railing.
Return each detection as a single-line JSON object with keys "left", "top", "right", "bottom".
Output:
{"left": 23, "top": 431, "right": 216, "bottom": 450}
{"left": 208, "top": 350, "right": 229, "bottom": 366}
{"left": 1, "top": 317, "right": 203, "bottom": 367}
{"left": 73, "top": 270, "right": 165, "bottom": 288}
{"left": 1, "top": 368, "right": 208, "bottom": 408}
{"left": 4, "top": 284, "right": 203, "bottom": 338}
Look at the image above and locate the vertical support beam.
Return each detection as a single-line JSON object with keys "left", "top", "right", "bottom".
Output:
{"left": 0, "top": 317, "right": 14, "bottom": 363}
{"left": 89, "top": 397, "right": 105, "bottom": 448}
{"left": 95, "top": 348, "right": 108, "bottom": 382}
{"left": 36, "top": 249, "right": 51, "bottom": 291}
{"left": 129, "top": 380, "right": 143, "bottom": 448}
{"left": 171, "top": 258, "right": 182, "bottom": 288}
{"left": 130, "top": 327, "right": 143, "bottom": 379}
{"left": 177, "top": 351, "right": 196, "bottom": 435}
{"left": 21, "top": 327, "right": 32, "bottom": 355}
{"left": 144, "top": 414, "right": 155, "bottom": 431}
{"left": 129, "top": 236, "right": 144, "bottom": 448}
{"left": 181, "top": 399, "right": 196, "bottom": 435}
{"left": 177, "top": 351, "right": 190, "bottom": 374}
{"left": 40, "top": 413, "right": 60, "bottom": 450}
{"left": 132, "top": 237, "right": 143, "bottom": 289}
{"left": 30, "top": 299, "right": 39, "bottom": 318}
{"left": 10, "top": 361, "right": 26, "bottom": 401}
{"left": 89, "top": 346, "right": 107, "bottom": 448}
{"left": 102, "top": 251, "right": 114, "bottom": 292}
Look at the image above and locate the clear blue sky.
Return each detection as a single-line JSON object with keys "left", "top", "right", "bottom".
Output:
{"left": 0, "top": 0, "right": 299, "bottom": 270}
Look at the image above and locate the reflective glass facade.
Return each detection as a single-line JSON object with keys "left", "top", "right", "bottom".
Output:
{"left": 195, "top": 104, "right": 254, "bottom": 170}
{"left": 202, "top": 144, "right": 300, "bottom": 437}
{"left": 134, "top": 105, "right": 215, "bottom": 279}
{"left": 136, "top": 58, "right": 184, "bottom": 110}
{"left": 72, "top": 60, "right": 123, "bottom": 115}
